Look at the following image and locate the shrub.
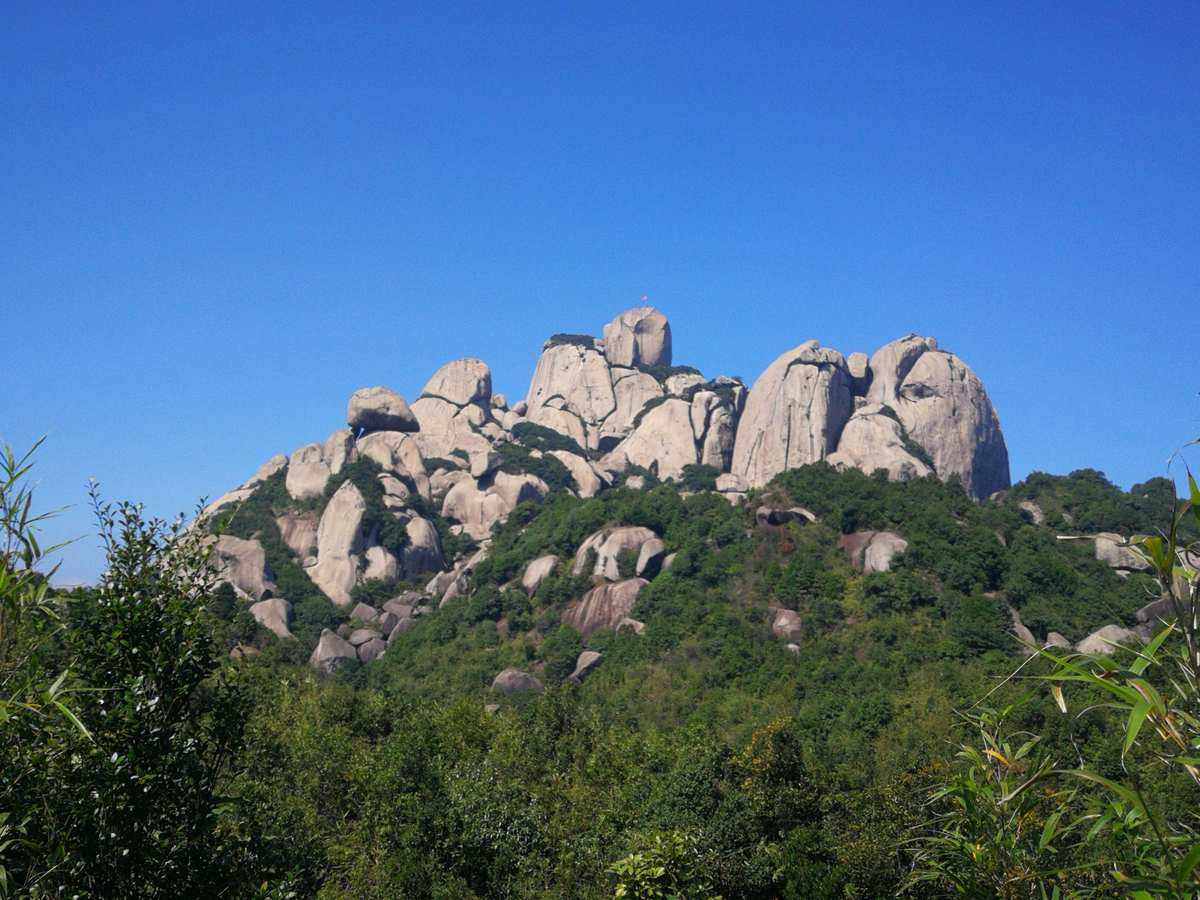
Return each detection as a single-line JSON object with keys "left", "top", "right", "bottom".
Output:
{"left": 510, "top": 421, "right": 589, "bottom": 457}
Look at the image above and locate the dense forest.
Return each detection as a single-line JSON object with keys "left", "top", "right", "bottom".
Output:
{"left": 2, "top": 438, "right": 1198, "bottom": 898}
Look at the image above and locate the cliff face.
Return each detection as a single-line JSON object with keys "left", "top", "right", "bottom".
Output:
{"left": 204, "top": 305, "right": 1010, "bottom": 617}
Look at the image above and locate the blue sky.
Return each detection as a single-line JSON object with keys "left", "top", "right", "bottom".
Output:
{"left": 3, "top": 2, "right": 1197, "bottom": 583}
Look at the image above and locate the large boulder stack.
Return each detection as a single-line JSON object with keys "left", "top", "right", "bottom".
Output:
{"left": 523, "top": 306, "right": 743, "bottom": 467}
{"left": 572, "top": 526, "right": 660, "bottom": 580}
{"left": 309, "top": 629, "right": 357, "bottom": 673}
{"left": 563, "top": 578, "right": 649, "bottom": 638}
{"left": 859, "top": 335, "right": 1009, "bottom": 499}
{"left": 212, "top": 535, "right": 276, "bottom": 600}
{"left": 347, "top": 386, "right": 418, "bottom": 433}
{"left": 731, "top": 341, "right": 854, "bottom": 488}
{"left": 410, "top": 358, "right": 497, "bottom": 459}
{"left": 202, "top": 304, "right": 1013, "bottom": 634}
{"left": 307, "top": 480, "right": 368, "bottom": 607}
{"left": 249, "top": 597, "right": 294, "bottom": 640}
{"left": 601, "top": 306, "right": 672, "bottom": 368}
{"left": 730, "top": 332, "right": 1009, "bottom": 499}
{"left": 826, "top": 404, "right": 933, "bottom": 482}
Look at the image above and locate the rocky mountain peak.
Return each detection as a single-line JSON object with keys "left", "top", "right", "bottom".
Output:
{"left": 205, "top": 304, "right": 1010, "bottom": 625}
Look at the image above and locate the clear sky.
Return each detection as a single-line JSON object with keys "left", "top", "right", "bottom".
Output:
{"left": 3, "top": 2, "right": 1197, "bottom": 583}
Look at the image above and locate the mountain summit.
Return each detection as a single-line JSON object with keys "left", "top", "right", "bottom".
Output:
{"left": 204, "top": 306, "right": 1009, "bottom": 618}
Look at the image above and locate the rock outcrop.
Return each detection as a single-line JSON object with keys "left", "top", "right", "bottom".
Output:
{"left": 309, "top": 629, "right": 357, "bottom": 673}
{"left": 203, "top": 304, "right": 1013, "bottom": 629}
{"left": 492, "top": 668, "right": 544, "bottom": 695}
{"left": 249, "top": 597, "right": 293, "bottom": 640}
{"left": 860, "top": 336, "right": 1009, "bottom": 499}
{"left": 347, "top": 386, "right": 418, "bottom": 434}
{"left": 573, "top": 527, "right": 660, "bottom": 580}
{"left": 826, "top": 405, "right": 933, "bottom": 482}
{"left": 410, "top": 358, "right": 496, "bottom": 460}
{"left": 1094, "top": 533, "right": 1150, "bottom": 572}
{"left": 563, "top": 578, "right": 648, "bottom": 638}
{"left": 442, "top": 472, "right": 549, "bottom": 540}
{"left": 840, "top": 531, "right": 909, "bottom": 574}
{"left": 601, "top": 306, "right": 672, "bottom": 369}
{"left": 1076, "top": 624, "right": 1139, "bottom": 656}
{"left": 731, "top": 341, "right": 853, "bottom": 489}
{"left": 524, "top": 339, "right": 617, "bottom": 452}
{"left": 212, "top": 535, "right": 276, "bottom": 600}
{"left": 308, "top": 480, "right": 367, "bottom": 607}
{"left": 522, "top": 555, "right": 558, "bottom": 595}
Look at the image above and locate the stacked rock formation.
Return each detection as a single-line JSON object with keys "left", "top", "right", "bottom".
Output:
{"left": 205, "top": 303, "right": 1011, "bottom": 643}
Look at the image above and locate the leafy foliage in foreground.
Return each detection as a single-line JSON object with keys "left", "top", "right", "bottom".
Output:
{"left": 4, "top": 433, "right": 1196, "bottom": 897}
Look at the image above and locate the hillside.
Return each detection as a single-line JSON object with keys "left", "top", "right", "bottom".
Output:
{"left": 4, "top": 306, "right": 1195, "bottom": 898}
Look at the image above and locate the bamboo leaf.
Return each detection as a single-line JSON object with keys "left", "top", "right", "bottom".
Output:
{"left": 1122, "top": 700, "right": 1151, "bottom": 757}
{"left": 1175, "top": 841, "right": 1200, "bottom": 883}
{"left": 52, "top": 699, "right": 92, "bottom": 740}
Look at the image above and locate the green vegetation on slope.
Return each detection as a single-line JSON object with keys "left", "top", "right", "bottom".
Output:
{"left": 5, "top": 434, "right": 1195, "bottom": 898}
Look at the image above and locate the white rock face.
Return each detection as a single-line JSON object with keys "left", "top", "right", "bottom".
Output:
{"left": 664, "top": 372, "right": 706, "bottom": 396}
{"left": 612, "top": 399, "right": 698, "bottom": 480}
{"left": 635, "top": 538, "right": 666, "bottom": 578}
{"left": 891, "top": 350, "right": 1009, "bottom": 499}
{"left": 563, "top": 578, "right": 648, "bottom": 638}
{"left": 522, "top": 555, "right": 558, "bottom": 595}
{"left": 607, "top": 369, "right": 664, "bottom": 437}
{"left": 492, "top": 668, "right": 544, "bottom": 694}
{"left": 601, "top": 306, "right": 672, "bottom": 368}
{"left": 568, "top": 650, "right": 603, "bottom": 684}
{"left": 846, "top": 351, "right": 870, "bottom": 384}
{"left": 212, "top": 535, "right": 276, "bottom": 600}
{"left": 355, "top": 431, "right": 431, "bottom": 501}
{"left": 716, "top": 473, "right": 748, "bottom": 493}
{"left": 409, "top": 396, "right": 495, "bottom": 461}
{"left": 547, "top": 450, "right": 604, "bottom": 498}
{"left": 840, "top": 531, "right": 909, "bottom": 574}
{"left": 309, "top": 629, "right": 358, "bottom": 673}
{"left": 401, "top": 516, "right": 444, "bottom": 576}
{"left": 276, "top": 511, "right": 318, "bottom": 559}
{"left": 866, "top": 335, "right": 937, "bottom": 406}
{"left": 690, "top": 390, "right": 738, "bottom": 470}
{"left": 421, "top": 357, "right": 492, "bottom": 407}
{"left": 347, "top": 386, "right": 418, "bottom": 433}
{"left": 524, "top": 342, "right": 616, "bottom": 452}
{"left": 286, "top": 442, "right": 331, "bottom": 501}
{"left": 323, "top": 428, "right": 356, "bottom": 475}
{"left": 1095, "top": 533, "right": 1149, "bottom": 571}
{"left": 430, "top": 467, "right": 472, "bottom": 497}
{"left": 731, "top": 341, "right": 853, "bottom": 488}
{"left": 827, "top": 405, "right": 933, "bottom": 482}
{"left": 363, "top": 545, "right": 400, "bottom": 583}
{"left": 441, "top": 472, "right": 549, "bottom": 540}
{"left": 309, "top": 480, "right": 367, "bottom": 607}
{"left": 405, "top": 358, "right": 497, "bottom": 460}
{"left": 249, "top": 597, "right": 293, "bottom": 640}
{"left": 861, "top": 335, "right": 1009, "bottom": 499}
{"left": 1076, "top": 624, "right": 1140, "bottom": 656}
{"left": 573, "top": 526, "right": 660, "bottom": 580}
{"left": 772, "top": 609, "right": 803, "bottom": 642}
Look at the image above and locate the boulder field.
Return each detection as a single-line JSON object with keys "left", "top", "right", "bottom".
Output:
{"left": 203, "top": 305, "right": 1015, "bottom": 661}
